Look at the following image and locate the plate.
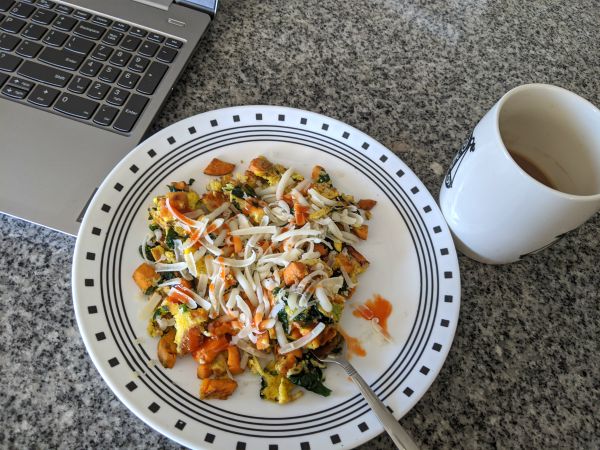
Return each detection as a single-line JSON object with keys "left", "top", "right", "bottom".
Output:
{"left": 72, "top": 106, "right": 460, "bottom": 450}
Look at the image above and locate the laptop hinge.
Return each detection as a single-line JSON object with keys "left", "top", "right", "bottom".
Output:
{"left": 132, "top": 0, "right": 172, "bottom": 11}
{"left": 174, "top": 0, "right": 218, "bottom": 18}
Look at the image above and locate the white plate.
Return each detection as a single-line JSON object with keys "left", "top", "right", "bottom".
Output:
{"left": 72, "top": 106, "right": 460, "bottom": 450}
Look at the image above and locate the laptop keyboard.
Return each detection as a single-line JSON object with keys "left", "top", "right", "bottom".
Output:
{"left": 0, "top": 0, "right": 184, "bottom": 134}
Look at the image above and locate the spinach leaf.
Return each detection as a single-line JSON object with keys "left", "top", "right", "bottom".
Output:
{"left": 231, "top": 184, "right": 257, "bottom": 199}
{"left": 138, "top": 244, "right": 156, "bottom": 262}
{"left": 153, "top": 305, "right": 170, "bottom": 319}
{"left": 159, "top": 271, "right": 177, "bottom": 282}
{"left": 149, "top": 223, "right": 159, "bottom": 231}
{"left": 231, "top": 186, "right": 245, "bottom": 199}
{"left": 259, "top": 376, "right": 267, "bottom": 399}
{"left": 242, "top": 184, "right": 257, "bottom": 198}
{"left": 317, "top": 173, "right": 330, "bottom": 183}
{"left": 288, "top": 358, "right": 331, "bottom": 397}
{"left": 165, "top": 227, "right": 178, "bottom": 249}
{"left": 294, "top": 304, "right": 334, "bottom": 326}
{"left": 188, "top": 178, "right": 195, "bottom": 186}
{"left": 144, "top": 286, "right": 157, "bottom": 295}
{"left": 278, "top": 307, "right": 290, "bottom": 334}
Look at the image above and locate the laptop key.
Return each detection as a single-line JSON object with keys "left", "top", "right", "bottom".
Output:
{"left": 0, "top": 71, "right": 7, "bottom": 85}
{"left": 120, "top": 35, "right": 140, "bottom": 52}
{"left": 79, "top": 58, "right": 101, "bottom": 76}
{"left": 53, "top": 14, "right": 77, "bottom": 31}
{"left": 1, "top": 83, "right": 27, "bottom": 98}
{"left": 1, "top": 16, "right": 25, "bottom": 33}
{"left": 42, "top": 29, "right": 67, "bottom": 46}
{"left": 15, "top": 39, "right": 40, "bottom": 57}
{"left": 138, "top": 41, "right": 158, "bottom": 57}
{"left": 21, "top": 22, "right": 46, "bottom": 40}
{"left": 87, "top": 80, "right": 109, "bottom": 99}
{"left": 36, "top": 0, "right": 55, "bottom": 9}
{"left": 127, "top": 55, "right": 149, "bottom": 73}
{"left": 106, "top": 86, "right": 127, "bottom": 106}
{"left": 156, "top": 46, "right": 177, "bottom": 63}
{"left": 7, "top": 75, "right": 33, "bottom": 90}
{"left": 27, "top": 83, "right": 59, "bottom": 106}
{"left": 54, "top": 92, "right": 98, "bottom": 119}
{"left": 102, "top": 30, "right": 122, "bottom": 46}
{"left": 0, "top": 31, "right": 19, "bottom": 50}
{"left": 9, "top": 2, "right": 35, "bottom": 18}
{"left": 117, "top": 70, "right": 139, "bottom": 89}
{"left": 129, "top": 27, "right": 146, "bottom": 38}
{"left": 54, "top": 4, "right": 72, "bottom": 15}
{"left": 92, "top": 16, "right": 111, "bottom": 27}
{"left": 31, "top": 8, "right": 56, "bottom": 25}
{"left": 65, "top": 35, "right": 94, "bottom": 55}
{"left": 112, "top": 21, "right": 129, "bottom": 33}
{"left": 73, "top": 10, "right": 91, "bottom": 21}
{"left": 0, "top": 0, "right": 13, "bottom": 12}
{"left": 93, "top": 104, "right": 118, "bottom": 126}
{"left": 108, "top": 49, "right": 130, "bottom": 67}
{"left": 98, "top": 64, "right": 120, "bottom": 83}
{"left": 136, "top": 61, "right": 167, "bottom": 95}
{"left": 147, "top": 32, "right": 164, "bottom": 43}
{"left": 0, "top": 50, "right": 21, "bottom": 71}
{"left": 73, "top": 21, "right": 105, "bottom": 40}
{"left": 113, "top": 93, "right": 147, "bottom": 132}
{"left": 39, "top": 47, "right": 84, "bottom": 70}
{"left": 67, "top": 74, "right": 90, "bottom": 93}
{"left": 165, "top": 38, "right": 183, "bottom": 49}
{"left": 90, "top": 43, "right": 112, "bottom": 61}
{"left": 18, "top": 60, "right": 70, "bottom": 86}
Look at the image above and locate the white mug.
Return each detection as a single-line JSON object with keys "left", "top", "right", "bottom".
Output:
{"left": 439, "top": 84, "right": 600, "bottom": 264}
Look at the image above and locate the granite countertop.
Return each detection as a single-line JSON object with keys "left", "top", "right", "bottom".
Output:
{"left": 1, "top": 0, "right": 599, "bottom": 448}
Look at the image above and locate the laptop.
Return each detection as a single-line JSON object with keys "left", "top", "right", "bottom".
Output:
{"left": 0, "top": 0, "right": 217, "bottom": 235}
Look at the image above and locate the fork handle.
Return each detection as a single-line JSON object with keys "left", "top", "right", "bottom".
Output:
{"left": 341, "top": 360, "right": 420, "bottom": 450}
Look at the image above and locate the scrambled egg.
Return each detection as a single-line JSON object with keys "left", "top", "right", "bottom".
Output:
{"left": 167, "top": 303, "right": 207, "bottom": 352}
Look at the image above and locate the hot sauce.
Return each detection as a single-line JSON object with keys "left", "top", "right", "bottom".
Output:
{"left": 353, "top": 294, "right": 393, "bottom": 338}
{"left": 339, "top": 330, "right": 367, "bottom": 357}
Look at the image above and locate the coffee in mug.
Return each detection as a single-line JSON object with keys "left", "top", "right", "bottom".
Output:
{"left": 439, "top": 84, "right": 600, "bottom": 264}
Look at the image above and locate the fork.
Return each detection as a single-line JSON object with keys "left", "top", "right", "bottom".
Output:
{"left": 312, "top": 346, "right": 420, "bottom": 450}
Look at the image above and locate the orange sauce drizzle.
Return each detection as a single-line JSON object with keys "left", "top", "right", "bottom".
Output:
{"left": 339, "top": 330, "right": 366, "bottom": 357}
{"left": 352, "top": 294, "right": 393, "bottom": 338}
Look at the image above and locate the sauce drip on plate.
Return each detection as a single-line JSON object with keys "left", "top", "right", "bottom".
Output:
{"left": 339, "top": 329, "right": 366, "bottom": 357}
{"left": 353, "top": 294, "right": 393, "bottom": 337}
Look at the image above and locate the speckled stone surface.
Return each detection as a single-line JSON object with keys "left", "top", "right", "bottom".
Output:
{"left": 1, "top": 0, "right": 600, "bottom": 448}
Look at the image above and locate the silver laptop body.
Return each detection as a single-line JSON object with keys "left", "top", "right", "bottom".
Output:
{"left": 0, "top": 0, "right": 216, "bottom": 235}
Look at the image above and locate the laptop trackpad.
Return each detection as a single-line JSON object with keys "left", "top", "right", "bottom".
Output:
{"left": 0, "top": 99, "right": 135, "bottom": 235}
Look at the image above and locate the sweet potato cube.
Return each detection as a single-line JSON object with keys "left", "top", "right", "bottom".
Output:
{"left": 314, "top": 243, "right": 329, "bottom": 257}
{"left": 157, "top": 329, "right": 177, "bottom": 369}
{"left": 132, "top": 262, "right": 158, "bottom": 292}
{"left": 200, "top": 378, "right": 238, "bottom": 400}
{"left": 171, "top": 181, "right": 189, "bottom": 191}
{"left": 352, "top": 224, "right": 369, "bottom": 240}
{"left": 311, "top": 165, "right": 325, "bottom": 181}
{"left": 197, "top": 364, "right": 213, "bottom": 379}
{"left": 166, "top": 191, "right": 189, "bottom": 212}
{"left": 203, "top": 158, "right": 236, "bottom": 176}
{"left": 357, "top": 199, "right": 377, "bottom": 210}
{"left": 283, "top": 262, "right": 308, "bottom": 286}
{"left": 248, "top": 156, "right": 273, "bottom": 175}
{"left": 227, "top": 346, "right": 243, "bottom": 375}
{"left": 255, "top": 332, "right": 271, "bottom": 350}
{"left": 347, "top": 245, "right": 369, "bottom": 266}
